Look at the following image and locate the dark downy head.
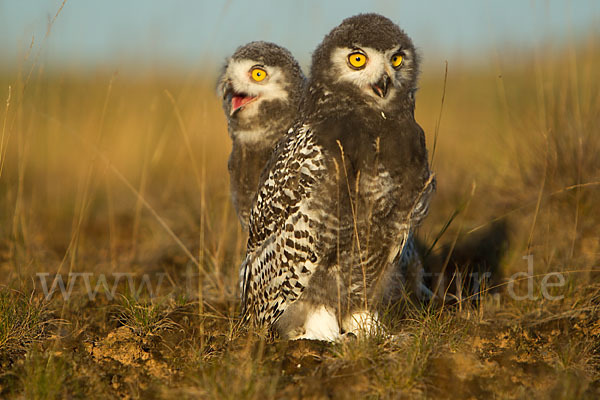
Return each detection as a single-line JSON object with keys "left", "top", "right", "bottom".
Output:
{"left": 309, "top": 14, "right": 419, "bottom": 112}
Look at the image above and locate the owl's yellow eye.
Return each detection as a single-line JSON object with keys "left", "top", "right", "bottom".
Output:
{"left": 391, "top": 53, "right": 403, "bottom": 69}
{"left": 251, "top": 67, "right": 267, "bottom": 82}
{"left": 348, "top": 52, "right": 367, "bottom": 69}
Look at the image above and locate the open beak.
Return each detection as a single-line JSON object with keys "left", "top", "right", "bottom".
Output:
{"left": 231, "top": 94, "right": 258, "bottom": 115}
{"left": 223, "top": 82, "right": 258, "bottom": 116}
{"left": 371, "top": 74, "right": 391, "bottom": 98}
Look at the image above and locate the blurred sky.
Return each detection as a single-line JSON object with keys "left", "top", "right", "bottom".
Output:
{"left": 0, "top": 0, "right": 599, "bottom": 74}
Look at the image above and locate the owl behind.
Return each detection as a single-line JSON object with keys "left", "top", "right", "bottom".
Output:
{"left": 217, "top": 41, "right": 306, "bottom": 229}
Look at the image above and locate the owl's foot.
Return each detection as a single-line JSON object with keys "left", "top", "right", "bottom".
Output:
{"left": 342, "top": 311, "right": 383, "bottom": 337}
{"left": 286, "top": 305, "right": 341, "bottom": 342}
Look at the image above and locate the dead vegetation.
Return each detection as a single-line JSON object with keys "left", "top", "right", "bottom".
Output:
{"left": 0, "top": 290, "right": 52, "bottom": 363}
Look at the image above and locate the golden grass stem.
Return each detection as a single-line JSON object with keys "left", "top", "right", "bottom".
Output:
{"left": 526, "top": 139, "right": 548, "bottom": 251}
{"left": 433, "top": 181, "right": 475, "bottom": 302}
{"left": 130, "top": 122, "right": 151, "bottom": 262}
{"left": 0, "top": 85, "right": 12, "bottom": 180}
{"left": 164, "top": 90, "right": 204, "bottom": 191}
{"left": 336, "top": 140, "right": 367, "bottom": 310}
{"left": 430, "top": 61, "right": 448, "bottom": 169}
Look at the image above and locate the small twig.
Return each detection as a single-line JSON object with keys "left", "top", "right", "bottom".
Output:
{"left": 430, "top": 61, "right": 448, "bottom": 169}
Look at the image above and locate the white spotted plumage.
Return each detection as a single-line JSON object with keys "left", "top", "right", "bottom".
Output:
{"left": 241, "top": 124, "right": 323, "bottom": 327}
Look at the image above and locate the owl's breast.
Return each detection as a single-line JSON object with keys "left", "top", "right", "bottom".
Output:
{"left": 357, "top": 163, "right": 400, "bottom": 218}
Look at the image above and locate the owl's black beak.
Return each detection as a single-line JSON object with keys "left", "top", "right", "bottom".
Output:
{"left": 372, "top": 74, "right": 391, "bottom": 98}
{"left": 222, "top": 81, "right": 234, "bottom": 102}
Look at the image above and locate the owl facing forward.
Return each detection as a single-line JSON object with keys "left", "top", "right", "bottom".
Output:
{"left": 217, "top": 41, "right": 306, "bottom": 229}
{"left": 241, "top": 14, "right": 435, "bottom": 340}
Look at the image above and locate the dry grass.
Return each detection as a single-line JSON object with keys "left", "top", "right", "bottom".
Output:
{"left": 0, "top": 290, "right": 50, "bottom": 361}
{"left": 114, "top": 295, "right": 179, "bottom": 337}
{"left": 0, "top": 24, "right": 598, "bottom": 398}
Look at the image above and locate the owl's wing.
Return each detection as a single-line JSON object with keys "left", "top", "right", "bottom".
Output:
{"left": 240, "top": 123, "right": 326, "bottom": 326}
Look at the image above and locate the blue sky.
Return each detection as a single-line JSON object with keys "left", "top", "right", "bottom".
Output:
{"left": 0, "top": 0, "right": 598, "bottom": 73}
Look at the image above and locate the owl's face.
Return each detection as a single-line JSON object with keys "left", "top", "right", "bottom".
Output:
{"left": 329, "top": 45, "right": 415, "bottom": 106}
{"left": 219, "top": 58, "right": 291, "bottom": 119}
{"left": 310, "top": 14, "right": 419, "bottom": 111}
